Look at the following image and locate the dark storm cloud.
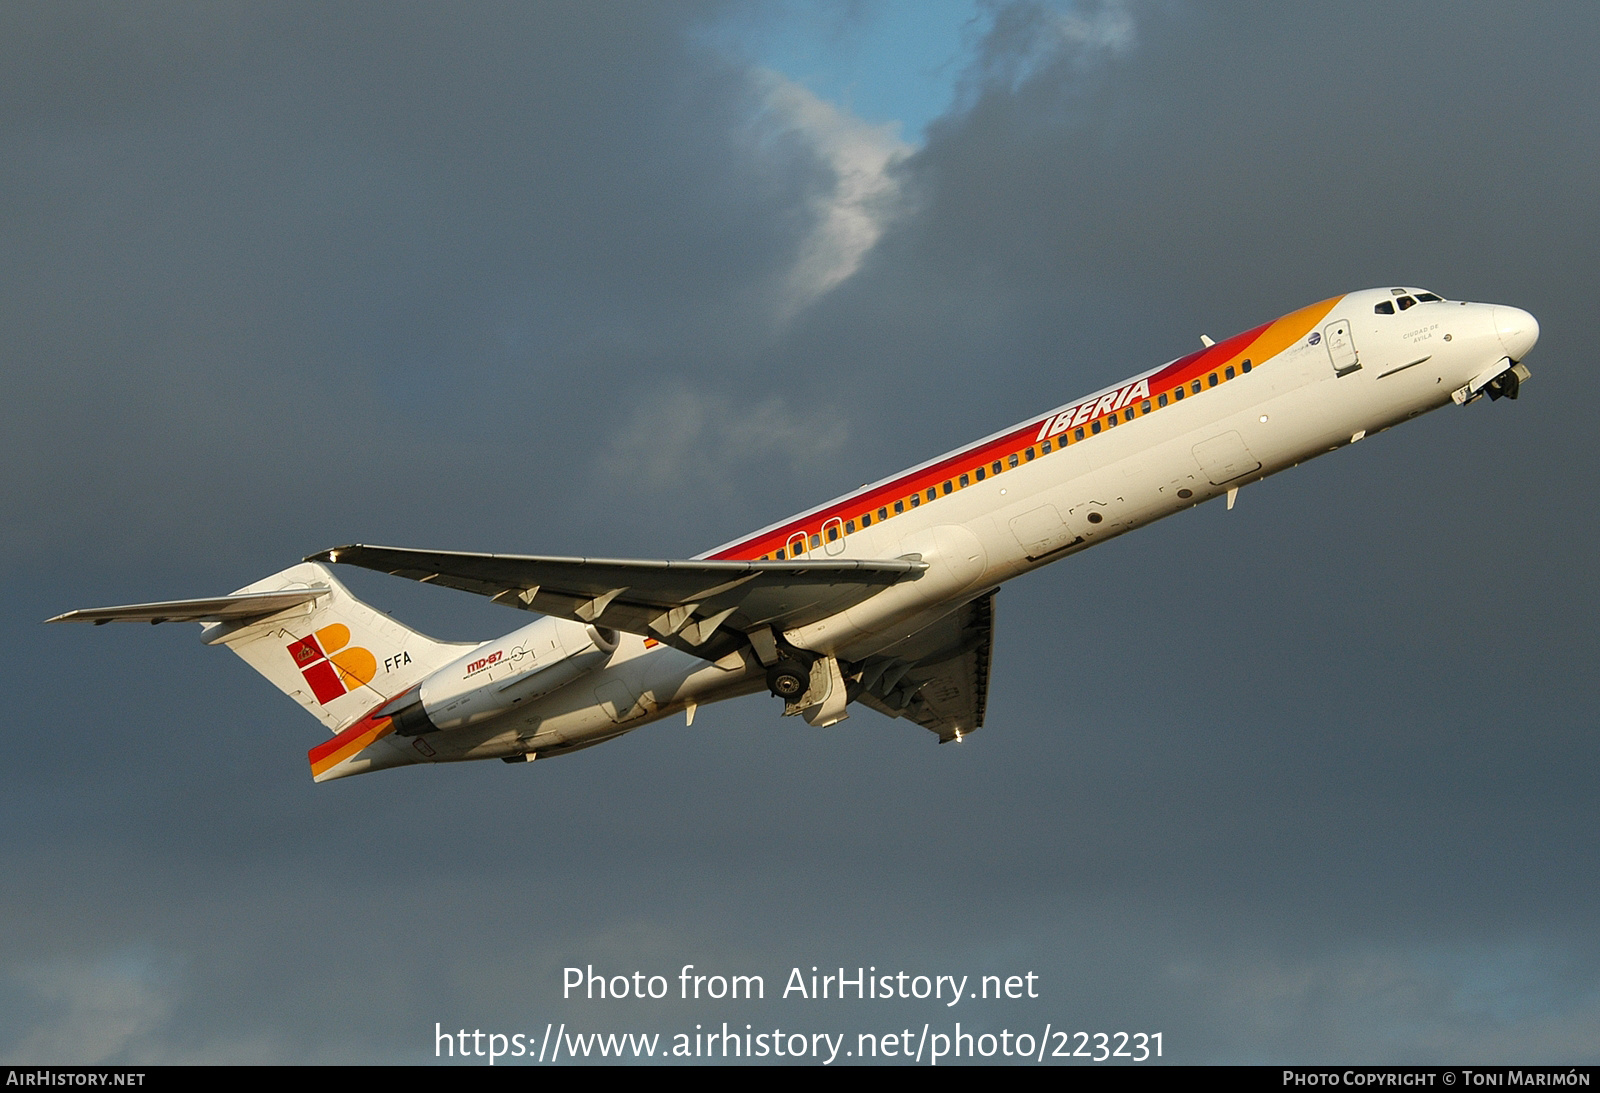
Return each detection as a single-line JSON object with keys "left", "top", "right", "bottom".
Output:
{"left": 1, "top": 1, "right": 835, "bottom": 573}
{"left": 3, "top": 1, "right": 1598, "bottom": 1064}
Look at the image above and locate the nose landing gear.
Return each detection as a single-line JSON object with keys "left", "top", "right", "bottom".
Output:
{"left": 1453, "top": 360, "right": 1532, "bottom": 405}
{"left": 1484, "top": 362, "right": 1531, "bottom": 401}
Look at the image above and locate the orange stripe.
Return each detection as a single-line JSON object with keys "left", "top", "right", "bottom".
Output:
{"left": 1240, "top": 295, "right": 1342, "bottom": 368}
{"left": 309, "top": 714, "right": 396, "bottom": 778}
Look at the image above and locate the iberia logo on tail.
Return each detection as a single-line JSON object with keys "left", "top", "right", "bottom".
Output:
{"left": 287, "top": 625, "right": 376, "bottom": 704}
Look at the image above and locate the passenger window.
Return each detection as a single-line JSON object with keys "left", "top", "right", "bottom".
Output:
{"left": 975, "top": 466, "right": 985, "bottom": 481}
{"left": 878, "top": 507, "right": 888, "bottom": 521}
{"left": 1241, "top": 359, "right": 1252, "bottom": 373}
{"left": 826, "top": 526, "right": 838, "bottom": 542}
{"left": 1191, "top": 380, "right": 1202, "bottom": 394}
{"left": 1024, "top": 447, "right": 1035, "bottom": 461}
{"left": 810, "top": 534, "right": 820, "bottom": 549}
{"left": 1105, "top": 413, "right": 1117, "bottom": 427}
{"left": 1225, "top": 365, "right": 1235, "bottom": 380}
{"left": 775, "top": 549, "right": 785, "bottom": 560}
{"left": 1397, "top": 296, "right": 1416, "bottom": 310}
{"left": 1207, "top": 373, "right": 1218, "bottom": 387}
{"left": 941, "top": 481, "right": 952, "bottom": 495}
{"left": 893, "top": 501, "right": 903, "bottom": 514}
{"left": 1374, "top": 300, "right": 1395, "bottom": 315}
{"left": 992, "top": 461, "right": 1003, "bottom": 475}
{"left": 1040, "top": 440, "right": 1051, "bottom": 454}
{"left": 844, "top": 520, "right": 854, "bottom": 534}
{"left": 1141, "top": 400, "right": 1152, "bottom": 413}
{"left": 1008, "top": 454, "right": 1018, "bottom": 468}
{"left": 1091, "top": 421, "right": 1101, "bottom": 434}
{"left": 959, "top": 473, "right": 970, "bottom": 487}
{"left": 1174, "top": 386, "right": 1184, "bottom": 401}
{"left": 862, "top": 513, "right": 872, "bottom": 527}
{"left": 1158, "top": 393, "right": 1168, "bottom": 407}
{"left": 910, "top": 494, "right": 920, "bottom": 508}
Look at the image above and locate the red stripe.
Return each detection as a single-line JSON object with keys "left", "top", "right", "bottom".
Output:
{"left": 308, "top": 699, "right": 396, "bottom": 767}
{"left": 708, "top": 320, "right": 1276, "bottom": 562}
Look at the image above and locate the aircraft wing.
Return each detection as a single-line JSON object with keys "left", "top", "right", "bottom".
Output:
{"left": 307, "top": 544, "right": 927, "bottom": 662}
{"left": 851, "top": 591, "right": 995, "bottom": 742}
{"left": 46, "top": 587, "right": 329, "bottom": 625}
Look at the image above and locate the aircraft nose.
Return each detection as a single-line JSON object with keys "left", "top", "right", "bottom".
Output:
{"left": 1493, "top": 306, "right": 1539, "bottom": 361}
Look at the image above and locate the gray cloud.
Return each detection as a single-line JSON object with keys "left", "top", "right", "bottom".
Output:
{"left": 4, "top": 0, "right": 1597, "bottom": 1064}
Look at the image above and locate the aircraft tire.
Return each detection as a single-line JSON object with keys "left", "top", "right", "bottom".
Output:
{"left": 766, "top": 661, "right": 808, "bottom": 700}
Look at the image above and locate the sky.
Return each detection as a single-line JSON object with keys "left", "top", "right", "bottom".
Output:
{"left": 3, "top": 0, "right": 1598, "bottom": 1065}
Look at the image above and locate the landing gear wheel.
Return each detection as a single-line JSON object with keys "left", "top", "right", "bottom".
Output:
{"left": 766, "top": 660, "right": 808, "bottom": 700}
{"left": 1486, "top": 367, "right": 1521, "bottom": 401}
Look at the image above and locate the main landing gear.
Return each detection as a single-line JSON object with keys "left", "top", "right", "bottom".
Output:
{"left": 765, "top": 659, "right": 810, "bottom": 700}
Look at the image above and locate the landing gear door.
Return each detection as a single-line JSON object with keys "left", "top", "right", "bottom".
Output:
{"left": 1323, "top": 319, "right": 1360, "bottom": 375}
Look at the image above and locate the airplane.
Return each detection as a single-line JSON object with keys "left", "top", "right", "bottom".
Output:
{"left": 50, "top": 288, "right": 1538, "bottom": 782}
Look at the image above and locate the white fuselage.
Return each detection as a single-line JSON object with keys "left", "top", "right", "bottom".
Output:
{"left": 417, "top": 289, "right": 1535, "bottom": 766}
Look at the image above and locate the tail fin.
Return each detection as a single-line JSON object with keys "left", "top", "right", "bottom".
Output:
{"left": 203, "top": 562, "right": 474, "bottom": 732}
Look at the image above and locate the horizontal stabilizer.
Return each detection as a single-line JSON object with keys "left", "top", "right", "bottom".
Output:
{"left": 46, "top": 587, "right": 328, "bottom": 625}
{"left": 52, "top": 561, "right": 473, "bottom": 743}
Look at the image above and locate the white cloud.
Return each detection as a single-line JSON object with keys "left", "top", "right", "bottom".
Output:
{"left": 755, "top": 70, "right": 913, "bottom": 316}
{"left": 962, "top": 0, "right": 1138, "bottom": 99}
{"left": 599, "top": 388, "right": 848, "bottom": 503}
{"left": 1174, "top": 942, "right": 1600, "bottom": 1061}
{"left": 6, "top": 951, "right": 174, "bottom": 1063}
{"left": 1049, "top": 0, "right": 1137, "bottom": 56}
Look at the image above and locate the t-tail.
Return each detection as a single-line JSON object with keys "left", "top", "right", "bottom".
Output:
{"left": 47, "top": 562, "right": 474, "bottom": 781}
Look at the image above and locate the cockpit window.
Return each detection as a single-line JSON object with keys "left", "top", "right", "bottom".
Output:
{"left": 1416, "top": 292, "right": 1442, "bottom": 302}
{"left": 1374, "top": 300, "right": 1395, "bottom": 315}
{"left": 1397, "top": 296, "right": 1417, "bottom": 310}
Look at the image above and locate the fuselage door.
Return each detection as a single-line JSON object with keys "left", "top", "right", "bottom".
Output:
{"left": 821, "top": 517, "right": 846, "bottom": 556}
{"left": 1323, "top": 319, "right": 1360, "bottom": 375}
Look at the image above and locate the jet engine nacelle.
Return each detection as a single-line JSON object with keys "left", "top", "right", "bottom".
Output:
{"left": 387, "top": 616, "right": 618, "bottom": 735}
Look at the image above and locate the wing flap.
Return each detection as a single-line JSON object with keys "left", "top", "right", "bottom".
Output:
{"left": 307, "top": 544, "right": 927, "bottom": 660}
